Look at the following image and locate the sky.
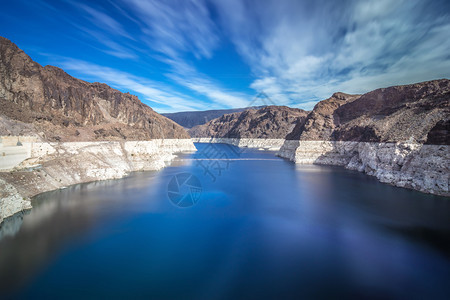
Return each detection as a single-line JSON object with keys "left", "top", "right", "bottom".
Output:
{"left": 1, "top": 0, "right": 449, "bottom": 113}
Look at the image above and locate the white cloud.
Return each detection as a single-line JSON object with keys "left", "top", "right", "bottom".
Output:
{"left": 165, "top": 59, "right": 251, "bottom": 108}
{"left": 57, "top": 58, "right": 211, "bottom": 112}
{"left": 122, "top": 0, "right": 220, "bottom": 59}
{"left": 212, "top": 0, "right": 450, "bottom": 105}
{"left": 74, "top": 2, "right": 134, "bottom": 40}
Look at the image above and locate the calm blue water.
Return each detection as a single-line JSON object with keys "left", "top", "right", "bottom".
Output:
{"left": 0, "top": 143, "right": 449, "bottom": 299}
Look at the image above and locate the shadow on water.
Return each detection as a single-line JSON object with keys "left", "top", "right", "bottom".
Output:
{"left": 0, "top": 143, "right": 449, "bottom": 299}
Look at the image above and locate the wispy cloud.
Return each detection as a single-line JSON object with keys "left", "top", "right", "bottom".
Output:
{"left": 122, "top": 0, "right": 220, "bottom": 59}
{"left": 164, "top": 59, "right": 251, "bottom": 108}
{"left": 212, "top": 0, "right": 450, "bottom": 109}
{"left": 57, "top": 58, "right": 210, "bottom": 112}
{"left": 6, "top": 0, "right": 448, "bottom": 113}
{"left": 72, "top": 2, "right": 134, "bottom": 40}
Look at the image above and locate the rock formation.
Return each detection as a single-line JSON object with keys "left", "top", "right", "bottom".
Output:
{"left": 287, "top": 80, "right": 449, "bottom": 144}
{"left": 186, "top": 79, "right": 449, "bottom": 196}
{"left": 189, "top": 106, "right": 308, "bottom": 139}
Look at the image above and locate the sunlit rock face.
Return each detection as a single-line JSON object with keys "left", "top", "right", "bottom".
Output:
{"left": 0, "top": 36, "right": 190, "bottom": 141}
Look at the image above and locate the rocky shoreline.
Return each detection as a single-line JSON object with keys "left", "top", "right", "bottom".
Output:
{"left": 190, "top": 79, "right": 449, "bottom": 197}
{"left": 192, "top": 138, "right": 449, "bottom": 196}
{"left": 280, "top": 140, "right": 449, "bottom": 196}
{"left": 191, "top": 137, "right": 285, "bottom": 151}
{"left": 0, "top": 139, "right": 196, "bottom": 224}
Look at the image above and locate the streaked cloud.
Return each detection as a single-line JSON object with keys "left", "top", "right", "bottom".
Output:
{"left": 58, "top": 58, "right": 209, "bottom": 112}
{"left": 2, "top": 0, "right": 449, "bottom": 112}
{"left": 212, "top": 0, "right": 450, "bottom": 109}
{"left": 122, "top": 0, "right": 220, "bottom": 59}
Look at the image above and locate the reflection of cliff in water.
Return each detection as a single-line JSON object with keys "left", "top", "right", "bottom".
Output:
{"left": 0, "top": 211, "right": 29, "bottom": 240}
{"left": 0, "top": 171, "right": 162, "bottom": 294}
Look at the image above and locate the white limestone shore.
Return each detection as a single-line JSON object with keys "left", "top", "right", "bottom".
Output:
{"left": 0, "top": 139, "right": 196, "bottom": 224}
{"left": 191, "top": 137, "right": 285, "bottom": 151}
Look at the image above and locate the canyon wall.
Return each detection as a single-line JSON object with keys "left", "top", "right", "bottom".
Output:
{"left": 278, "top": 79, "right": 449, "bottom": 196}
{"left": 191, "top": 79, "right": 449, "bottom": 196}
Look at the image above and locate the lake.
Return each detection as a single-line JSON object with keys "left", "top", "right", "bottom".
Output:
{"left": 0, "top": 143, "right": 449, "bottom": 299}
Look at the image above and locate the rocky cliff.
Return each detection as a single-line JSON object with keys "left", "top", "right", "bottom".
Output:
{"left": 287, "top": 80, "right": 449, "bottom": 144}
{"left": 0, "top": 36, "right": 189, "bottom": 141}
{"left": 189, "top": 106, "right": 308, "bottom": 139}
{"left": 280, "top": 79, "right": 450, "bottom": 196}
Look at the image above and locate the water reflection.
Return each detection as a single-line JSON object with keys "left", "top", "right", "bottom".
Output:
{"left": 0, "top": 144, "right": 449, "bottom": 298}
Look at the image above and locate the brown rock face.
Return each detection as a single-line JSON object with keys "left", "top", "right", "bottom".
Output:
{"left": 189, "top": 106, "right": 308, "bottom": 138}
{"left": 286, "top": 80, "right": 450, "bottom": 144}
{"left": 286, "top": 92, "right": 360, "bottom": 140}
{"left": 0, "top": 37, "right": 189, "bottom": 141}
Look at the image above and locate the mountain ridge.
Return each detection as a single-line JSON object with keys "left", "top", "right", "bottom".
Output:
{"left": 0, "top": 36, "right": 189, "bottom": 141}
{"left": 287, "top": 79, "right": 450, "bottom": 144}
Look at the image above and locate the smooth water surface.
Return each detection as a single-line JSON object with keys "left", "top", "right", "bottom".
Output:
{"left": 0, "top": 143, "right": 449, "bottom": 299}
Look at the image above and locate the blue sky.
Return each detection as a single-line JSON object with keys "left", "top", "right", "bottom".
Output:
{"left": 1, "top": 0, "right": 449, "bottom": 113}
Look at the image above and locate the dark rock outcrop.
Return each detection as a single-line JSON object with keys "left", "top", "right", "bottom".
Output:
{"left": 0, "top": 37, "right": 189, "bottom": 141}
{"left": 189, "top": 106, "right": 308, "bottom": 139}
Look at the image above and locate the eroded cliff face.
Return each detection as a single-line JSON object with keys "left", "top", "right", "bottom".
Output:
{"left": 287, "top": 80, "right": 449, "bottom": 144}
{"left": 0, "top": 37, "right": 189, "bottom": 141}
{"left": 189, "top": 106, "right": 308, "bottom": 139}
{"left": 279, "top": 80, "right": 450, "bottom": 196}
{"left": 286, "top": 92, "right": 360, "bottom": 140}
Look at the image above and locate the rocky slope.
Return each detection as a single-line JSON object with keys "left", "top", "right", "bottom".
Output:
{"left": 280, "top": 79, "right": 450, "bottom": 196}
{"left": 0, "top": 36, "right": 189, "bottom": 141}
{"left": 286, "top": 80, "right": 449, "bottom": 144}
{"left": 189, "top": 106, "right": 308, "bottom": 139}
